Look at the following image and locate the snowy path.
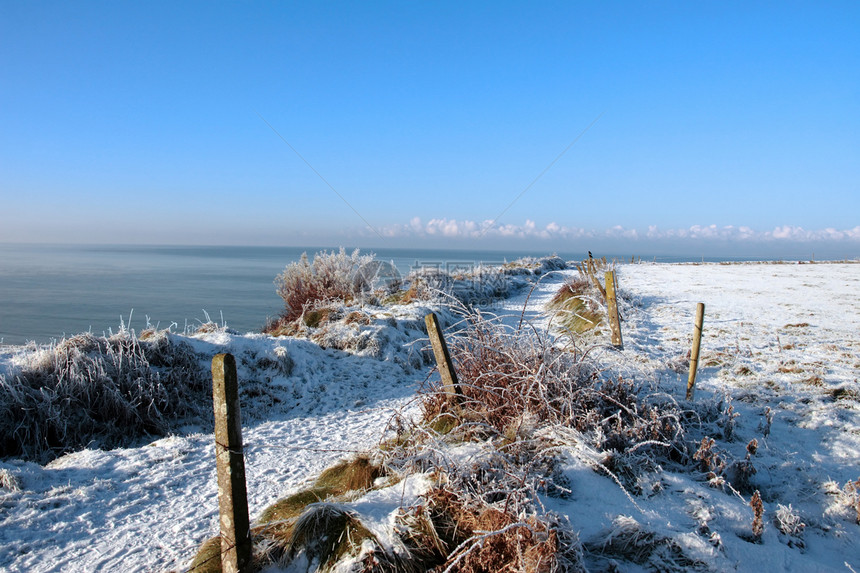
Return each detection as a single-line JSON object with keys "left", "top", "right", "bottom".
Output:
{"left": 0, "top": 333, "right": 426, "bottom": 572}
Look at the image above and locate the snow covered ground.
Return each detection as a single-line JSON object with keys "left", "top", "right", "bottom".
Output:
{"left": 1, "top": 262, "right": 858, "bottom": 572}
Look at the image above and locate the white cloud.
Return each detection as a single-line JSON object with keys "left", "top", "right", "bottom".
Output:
{"left": 373, "top": 219, "right": 860, "bottom": 243}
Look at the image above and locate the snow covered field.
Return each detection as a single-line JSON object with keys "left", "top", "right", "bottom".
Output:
{"left": 1, "top": 262, "right": 858, "bottom": 572}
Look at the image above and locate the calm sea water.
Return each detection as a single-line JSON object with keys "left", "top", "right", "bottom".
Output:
{"left": 0, "top": 244, "right": 577, "bottom": 345}
{"left": 0, "top": 243, "right": 774, "bottom": 346}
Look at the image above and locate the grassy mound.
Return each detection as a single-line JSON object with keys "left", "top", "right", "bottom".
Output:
{"left": 546, "top": 257, "right": 610, "bottom": 335}
{"left": 191, "top": 454, "right": 389, "bottom": 572}
{"left": 0, "top": 329, "right": 207, "bottom": 463}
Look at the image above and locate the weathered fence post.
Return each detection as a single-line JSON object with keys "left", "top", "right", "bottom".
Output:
{"left": 686, "top": 303, "right": 705, "bottom": 401}
{"left": 586, "top": 258, "right": 607, "bottom": 301}
{"left": 425, "top": 313, "right": 463, "bottom": 407}
{"left": 212, "top": 353, "right": 252, "bottom": 573}
{"left": 605, "top": 270, "right": 623, "bottom": 349}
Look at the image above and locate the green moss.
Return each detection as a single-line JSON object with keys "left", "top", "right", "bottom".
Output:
{"left": 426, "top": 413, "right": 460, "bottom": 436}
{"left": 303, "top": 308, "right": 332, "bottom": 328}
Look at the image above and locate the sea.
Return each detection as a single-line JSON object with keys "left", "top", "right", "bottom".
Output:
{"left": 0, "top": 243, "right": 803, "bottom": 346}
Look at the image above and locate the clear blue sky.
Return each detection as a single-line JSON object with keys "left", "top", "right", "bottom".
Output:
{"left": 1, "top": 1, "right": 858, "bottom": 256}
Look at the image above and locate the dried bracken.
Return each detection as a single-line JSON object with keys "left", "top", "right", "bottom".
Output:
{"left": 423, "top": 310, "right": 684, "bottom": 461}
{"left": 750, "top": 490, "right": 765, "bottom": 541}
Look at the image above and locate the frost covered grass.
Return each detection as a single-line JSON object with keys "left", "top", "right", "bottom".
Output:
{"left": 0, "top": 329, "right": 208, "bottom": 463}
{"left": 271, "top": 248, "right": 377, "bottom": 326}
{"left": 195, "top": 306, "right": 703, "bottom": 571}
{"left": 545, "top": 257, "right": 611, "bottom": 336}
{"left": 263, "top": 250, "right": 569, "bottom": 369}
{"left": 266, "top": 249, "right": 567, "bottom": 336}
{"left": 2, "top": 259, "right": 859, "bottom": 572}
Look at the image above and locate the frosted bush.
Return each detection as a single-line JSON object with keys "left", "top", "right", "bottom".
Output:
{"left": 0, "top": 330, "right": 208, "bottom": 463}
{"left": 774, "top": 503, "right": 805, "bottom": 537}
{"left": 274, "top": 248, "right": 376, "bottom": 323}
{"left": 0, "top": 468, "right": 22, "bottom": 491}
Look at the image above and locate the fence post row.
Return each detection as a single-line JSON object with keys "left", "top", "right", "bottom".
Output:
{"left": 604, "top": 270, "right": 623, "bottom": 349}
{"left": 425, "top": 312, "right": 463, "bottom": 408}
{"left": 212, "top": 353, "right": 252, "bottom": 573}
{"left": 686, "top": 303, "right": 706, "bottom": 401}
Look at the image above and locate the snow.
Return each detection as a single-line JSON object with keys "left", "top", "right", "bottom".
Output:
{"left": 1, "top": 261, "right": 858, "bottom": 572}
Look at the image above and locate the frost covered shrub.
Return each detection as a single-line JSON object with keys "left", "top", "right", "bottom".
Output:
{"left": 0, "top": 330, "right": 207, "bottom": 463}
{"left": 394, "top": 266, "right": 519, "bottom": 307}
{"left": 272, "top": 248, "right": 375, "bottom": 324}
{"left": 387, "top": 256, "right": 558, "bottom": 309}
{"left": 585, "top": 516, "right": 707, "bottom": 571}
{"left": 423, "top": 309, "right": 684, "bottom": 457}
{"left": 502, "top": 254, "right": 568, "bottom": 276}
{"left": 0, "top": 467, "right": 22, "bottom": 491}
{"left": 774, "top": 503, "right": 805, "bottom": 540}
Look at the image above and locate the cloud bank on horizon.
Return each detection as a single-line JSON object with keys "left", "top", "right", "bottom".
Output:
{"left": 377, "top": 217, "right": 860, "bottom": 244}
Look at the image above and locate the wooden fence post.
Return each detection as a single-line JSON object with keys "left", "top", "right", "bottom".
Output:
{"left": 425, "top": 313, "right": 463, "bottom": 407}
{"left": 686, "top": 303, "right": 705, "bottom": 401}
{"left": 212, "top": 353, "right": 252, "bottom": 573}
{"left": 605, "top": 270, "right": 623, "bottom": 349}
{"left": 586, "top": 258, "right": 607, "bottom": 302}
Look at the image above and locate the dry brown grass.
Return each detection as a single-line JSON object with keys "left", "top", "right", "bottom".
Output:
{"left": 546, "top": 277, "right": 603, "bottom": 334}
{"left": 398, "top": 487, "right": 583, "bottom": 572}
{"left": 750, "top": 490, "right": 765, "bottom": 541}
{"left": 188, "top": 536, "right": 222, "bottom": 573}
{"left": 314, "top": 454, "right": 383, "bottom": 495}
{"left": 417, "top": 311, "right": 684, "bottom": 458}
{"left": 545, "top": 257, "right": 612, "bottom": 336}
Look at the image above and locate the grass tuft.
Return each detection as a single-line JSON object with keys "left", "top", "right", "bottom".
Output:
{"left": 313, "top": 454, "right": 383, "bottom": 496}
{"left": 0, "top": 330, "right": 207, "bottom": 463}
{"left": 286, "top": 502, "right": 379, "bottom": 569}
{"left": 0, "top": 468, "right": 23, "bottom": 491}
{"left": 545, "top": 257, "right": 612, "bottom": 335}
{"left": 585, "top": 516, "right": 708, "bottom": 571}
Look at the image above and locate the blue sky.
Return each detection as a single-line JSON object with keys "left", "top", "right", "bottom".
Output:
{"left": 1, "top": 1, "right": 858, "bottom": 256}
